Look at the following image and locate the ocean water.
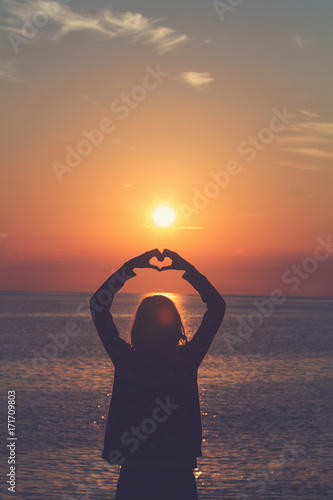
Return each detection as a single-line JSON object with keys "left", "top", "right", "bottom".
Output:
{"left": 0, "top": 291, "right": 332, "bottom": 500}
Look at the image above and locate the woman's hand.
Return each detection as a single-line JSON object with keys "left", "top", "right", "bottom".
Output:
{"left": 126, "top": 248, "right": 163, "bottom": 271}
{"left": 159, "top": 249, "right": 193, "bottom": 272}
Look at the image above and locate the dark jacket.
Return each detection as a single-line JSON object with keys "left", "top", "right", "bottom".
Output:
{"left": 91, "top": 265, "right": 225, "bottom": 465}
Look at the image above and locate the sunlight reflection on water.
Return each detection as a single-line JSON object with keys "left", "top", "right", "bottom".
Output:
{"left": 1, "top": 292, "right": 332, "bottom": 499}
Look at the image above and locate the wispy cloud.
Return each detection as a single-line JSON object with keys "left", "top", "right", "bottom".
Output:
{"left": 180, "top": 71, "right": 214, "bottom": 89}
{"left": 276, "top": 111, "right": 333, "bottom": 169}
{"left": 0, "top": 61, "right": 26, "bottom": 83}
{"left": 293, "top": 33, "right": 312, "bottom": 50}
{"left": 291, "top": 121, "right": 333, "bottom": 138}
{"left": 277, "top": 161, "right": 329, "bottom": 171}
{"left": 0, "top": 0, "right": 189, "bottom": 54}
{"left": 0, "top": 68, "right": 20, "bottom": 83}
{"left": 281, "top": 147, "right": 333, "bottom": 159}
{"left": 77, "top": 94, "right": 101, "bottom": 108}
{"left": 278, "top": 134, "right": 331, "bottom": 145}
{"left": 300, "top": 109, "right": 320, "bottom": 119}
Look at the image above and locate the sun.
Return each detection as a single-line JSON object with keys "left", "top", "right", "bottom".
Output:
{"left": 153, "top": 205, "right": 175, "bottom": 227}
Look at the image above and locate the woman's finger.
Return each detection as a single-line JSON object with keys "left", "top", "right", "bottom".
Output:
{"left": 159, "top": 265, "right": 175, "bottom": 271}
{"left": 146, "top": 248, "right": 163, "bottom": 260}
{"left": 148, "top": 265, "right": 160, "bottom": 271}
{"left": 161, "top": 248, "right": 175, "bottom": 258}
{"left": 162, "top": 249, "right": 181, "bottom": 263}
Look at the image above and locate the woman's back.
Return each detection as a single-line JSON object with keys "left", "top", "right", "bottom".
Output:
{"left": 90, "top": 249, "right": 226, "bottom": 499}
{"left": 105, "top": 345, "right": 202, "bottom": 464}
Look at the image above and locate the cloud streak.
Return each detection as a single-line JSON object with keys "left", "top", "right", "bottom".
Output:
{"left": 276, "top": 111, "right": 333, "bottom": 169}
{"left": 180, "top": 71, "right": 214, "bottom": 89}
{"left": 281, "top": 147, "right": 333, "bottom": 159}
{"left": 293, "top": 33, "right": 313, "bottom": 49}
{"left": 0, "top": 0, "right": 189, "bottom": 54}
{"left": 0, "top": 60, "right": 26, "bottom": 83}
{"left": 277, "top": 161, "right": 329, "bottom": 171}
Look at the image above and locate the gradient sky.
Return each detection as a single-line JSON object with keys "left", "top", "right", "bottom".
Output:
{"left": 0, "top": 0, "right": 332, "bottom": 295}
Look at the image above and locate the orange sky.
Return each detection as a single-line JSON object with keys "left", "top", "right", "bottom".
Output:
{"left": 0, "top": 1, "right": 332, "bottom": 296}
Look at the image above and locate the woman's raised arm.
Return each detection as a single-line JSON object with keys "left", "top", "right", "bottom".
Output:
{"left": 89, "top": 249, "right": 162, "bottom": 363}
{"left": 160, "top": 249, "right": 226, "bottom": 366}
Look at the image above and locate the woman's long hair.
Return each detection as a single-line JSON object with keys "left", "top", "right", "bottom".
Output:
{"left": 130, "top": 295, "right": 187, "bottom": 354}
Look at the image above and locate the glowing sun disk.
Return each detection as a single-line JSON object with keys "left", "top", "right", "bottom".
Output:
{"left": 153, "top": 206, "right": 175, "bottom": 227}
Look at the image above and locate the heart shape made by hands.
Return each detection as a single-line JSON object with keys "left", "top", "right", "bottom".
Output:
{"left": 149, "top": 256, "right": 172, "bottom": 270}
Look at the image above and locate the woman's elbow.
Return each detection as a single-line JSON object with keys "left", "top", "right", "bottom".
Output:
{"left": 89, "top": 295, "right": 108, "bottom": 317}
{"left": 89, "top": 295, "right": 102, "bottom": 319}
{"left": 208, "top": 294, "right": 226, "bottom": 319}
{"left": 216, "top": 295, "right": 226, "bottom": 320}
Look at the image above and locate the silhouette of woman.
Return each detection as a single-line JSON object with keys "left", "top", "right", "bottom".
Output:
{"left": 90, "top": 249, "right": 226, "bottom": 500}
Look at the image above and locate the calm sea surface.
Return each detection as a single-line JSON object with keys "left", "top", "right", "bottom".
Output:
{"left": 1, "top": 291, "right": 332, "bottom": 500}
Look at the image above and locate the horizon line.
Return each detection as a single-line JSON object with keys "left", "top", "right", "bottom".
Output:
{"left": 0, "top": 290, "right": 332, "bottom": 300}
